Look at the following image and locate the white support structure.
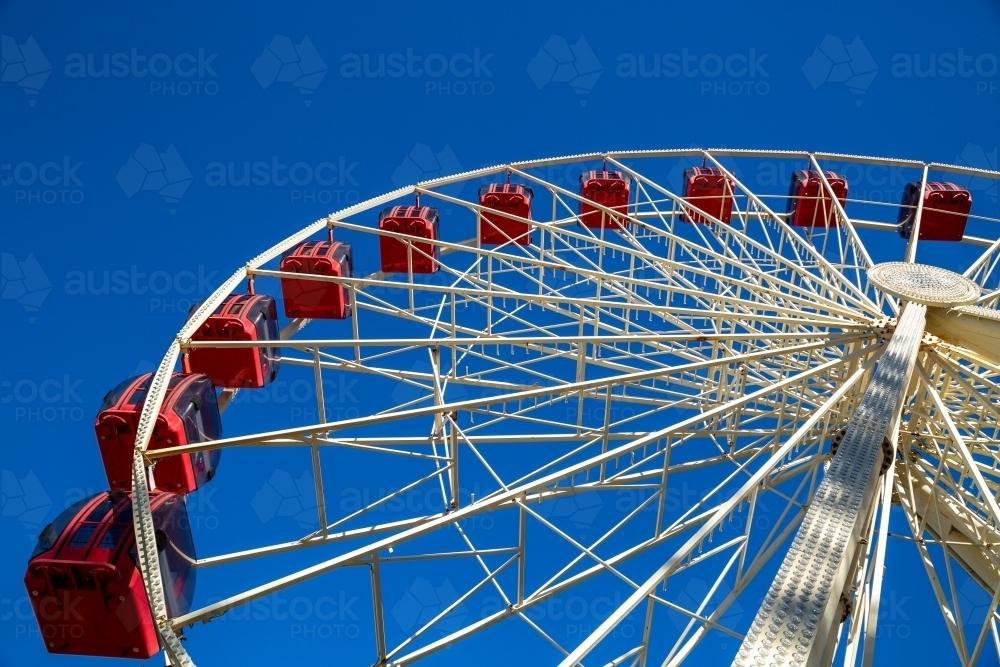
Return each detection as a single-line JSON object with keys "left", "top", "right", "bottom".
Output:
{"left": 113, "top": 150, "right": 1000, "bottom": 667}
{"left": 733, "top": 302, "right": 927, "bottom": 667}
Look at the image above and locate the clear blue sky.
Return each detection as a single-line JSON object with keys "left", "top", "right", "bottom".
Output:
{"left": 2, "top": 1, "right": 999, "bottom": 665}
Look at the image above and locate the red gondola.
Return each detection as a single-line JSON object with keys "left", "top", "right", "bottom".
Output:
{"left": 787, "top": 170, "right": 848, "bottom": 227}
{"left": 682, "top": 167, "right": 734, "bottom": 224}
{"left": 280, "top": 240, "right": 353, "bottom": 319}
{"left": 188, "top": 294, "right": 281, "bottom": 388}
{"left": 378, "top": 205, "right": 440, "bottom": 274}
{"left": 479, "top": 183, "right": 533, "bottom": 245}
{"left": 24, "top": 491, "right": 195, "bottom": 659}
{"left": 898, "top": 181, "right": 972, "bottom": 241}
{"left": 579, "top": 170, "right": 631, "bottom": 229}
{"left": 95, "top": 373, "right": 221, "bottom": 493}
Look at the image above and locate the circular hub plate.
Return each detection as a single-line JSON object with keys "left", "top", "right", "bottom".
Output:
{"left": 868, "top": 262, "right": 981, "bottom": 307}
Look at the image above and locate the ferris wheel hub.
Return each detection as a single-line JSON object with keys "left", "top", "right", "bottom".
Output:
{"left": 867, "top": 262, "right": 981, "bottom": 307}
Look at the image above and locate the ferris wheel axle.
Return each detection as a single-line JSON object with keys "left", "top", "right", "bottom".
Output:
{"left": 734, "top": 301, "right": 927, "bottom": 667}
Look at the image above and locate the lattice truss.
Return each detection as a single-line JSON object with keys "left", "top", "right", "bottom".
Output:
{"left": 123, "top": 150, "right": 1000, "bottom": 667}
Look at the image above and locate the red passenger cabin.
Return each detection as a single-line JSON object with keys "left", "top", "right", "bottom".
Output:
{"left": 681, "top": 167, "right": 734, "bottom": 224}
{"left": 95, "top": 373, "right": 221, "bottom": 493}
{"left": 787, "top": 170, "right": 848, "bottom": 227}
{"left": 280, "top": 240, "right": 353, "bottom": 319}
{"left": 24, "top": 491, "right": 196, "bottom": 659}
{"left": 479, "top": 183, "right": 533, "bottom": 245}
{"left": 378, "top": 205, "right": 440, "bottom": 274}
{"left": 898, "top": 181, "right": 972, "bottom": 241}
{"left": 579, "top": 170, "right": 631, "bottom": 229}
{"left": 188, "top": 294, "right": 281, "bottom": 388}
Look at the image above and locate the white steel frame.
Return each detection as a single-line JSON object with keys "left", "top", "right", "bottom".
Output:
{"left": 122, "top": 150, "right": 1000, "bottom": 667}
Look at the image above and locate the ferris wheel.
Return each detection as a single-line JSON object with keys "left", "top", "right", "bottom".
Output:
{"left": 24, "top": 149, "right": 1000, "bottom": 667}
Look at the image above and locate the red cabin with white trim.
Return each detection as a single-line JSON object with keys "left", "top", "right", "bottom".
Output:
{"left": 787, "top": 170, "right": 848, "bottom": 228}
{"left": 579, "top": 170, "right": 630, "bottom": 229}
{"left": 95, "top": 372, "right": 221, "bottom": 493}
{"left": 479, "top": 183, "right": 533, "bottom": 245}
{"left": 378, "top": 205, "right": 440, "bottom": 274}
{"left": 280, "top": 240, "right": 353, "bottom": 319}
{"left": 682, "top": 167, "right": 734, "bottom": 224}
{"left": 24, "top": 491, "right": 195, "bottom": 659}
{"left": 188, "top": 294, "right": 281, "bottom": 388}
{"left": 898, "top": 181, "right": 972, "bottom": 241}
